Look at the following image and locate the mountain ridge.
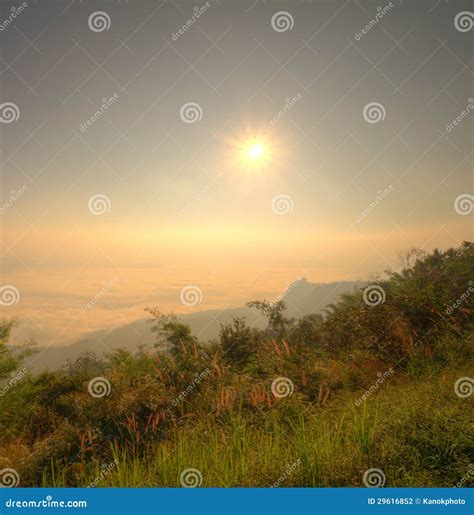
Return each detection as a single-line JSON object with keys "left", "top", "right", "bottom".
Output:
{"left": 19, "top": 279, "right": 364, "bottom": 371}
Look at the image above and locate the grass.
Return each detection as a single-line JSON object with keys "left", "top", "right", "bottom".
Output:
{"left": 41, "top": 366, "right": 472, "bottom": 488}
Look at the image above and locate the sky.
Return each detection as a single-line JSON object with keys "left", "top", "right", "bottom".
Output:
{"left": 0, "top": 0, "right": 472, "bottom": 346}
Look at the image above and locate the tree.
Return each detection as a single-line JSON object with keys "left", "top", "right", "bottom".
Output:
{"left": 0, "top": 318, "right": 29, "bottom": 380}
{"left": 219, "top": 317, "right": 261, "bottom": 368}
{"left": 246, "top": 299, "right": 292, "bottom": 340}
{"left": 145, "top": 308, "right": 198, "bottom": 357}
{"left": 323, "top": 242, "right": 474, "bottom": 363}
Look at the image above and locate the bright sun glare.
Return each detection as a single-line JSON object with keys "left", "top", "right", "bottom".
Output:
{"left": 247, "top": 143, "right": 264, "bottom": 160}
{"left": 224, "top": 130, "right": 277, "bottom": 172}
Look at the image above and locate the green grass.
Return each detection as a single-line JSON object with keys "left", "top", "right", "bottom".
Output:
{"left": 43, "top": 366, "right": 472, "bottom": 488}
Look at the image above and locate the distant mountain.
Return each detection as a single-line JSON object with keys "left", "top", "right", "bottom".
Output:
{"left": 21, "top": 279, "right": 363, "bottom": 371}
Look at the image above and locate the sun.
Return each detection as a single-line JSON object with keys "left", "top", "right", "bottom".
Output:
{"left": 247, "top": 143, "right": 265, "bottom": 160}
{"left": 240, "top": 139, "right": 271, "bottom": 168}
{"left": 221, "top": 127, "right": 280, "bottom": 174}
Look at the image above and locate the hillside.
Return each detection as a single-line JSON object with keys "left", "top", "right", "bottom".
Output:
{"left": 0, "top": 242, "right": 472, "bottom": 488}
{"left": 21, "top": 279, "right": 362, "bottom": 371}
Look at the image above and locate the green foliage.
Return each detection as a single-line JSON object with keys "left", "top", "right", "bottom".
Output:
{"left": 323, "top": 242, "right": 473, "bottom": 364}
{"left": 246, "top": 299, "right": 292, "bottom": 340}
{"left": 0, "top": 318, "right": 32, "bottom": 380}
{"left": 146, "top": 308, "right": 197, "bottom": 356}
{"left": 0, "top": 242, "right": 472, "bottom": 487}
{"left": 220, "top": 317, "right": 262, "bottom": 368}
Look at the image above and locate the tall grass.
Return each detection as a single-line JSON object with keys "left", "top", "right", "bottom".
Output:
{"left": 42, "top": 366, "right": 472, "bottom": 488}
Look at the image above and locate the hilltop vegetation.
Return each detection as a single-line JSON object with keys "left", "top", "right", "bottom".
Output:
{"left": 0, "top": 242, "right": 472, "bottom": 487}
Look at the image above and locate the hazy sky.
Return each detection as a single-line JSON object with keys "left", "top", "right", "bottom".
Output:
{"left": 0, "top": 0, "right": 472, "bottom": 346}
